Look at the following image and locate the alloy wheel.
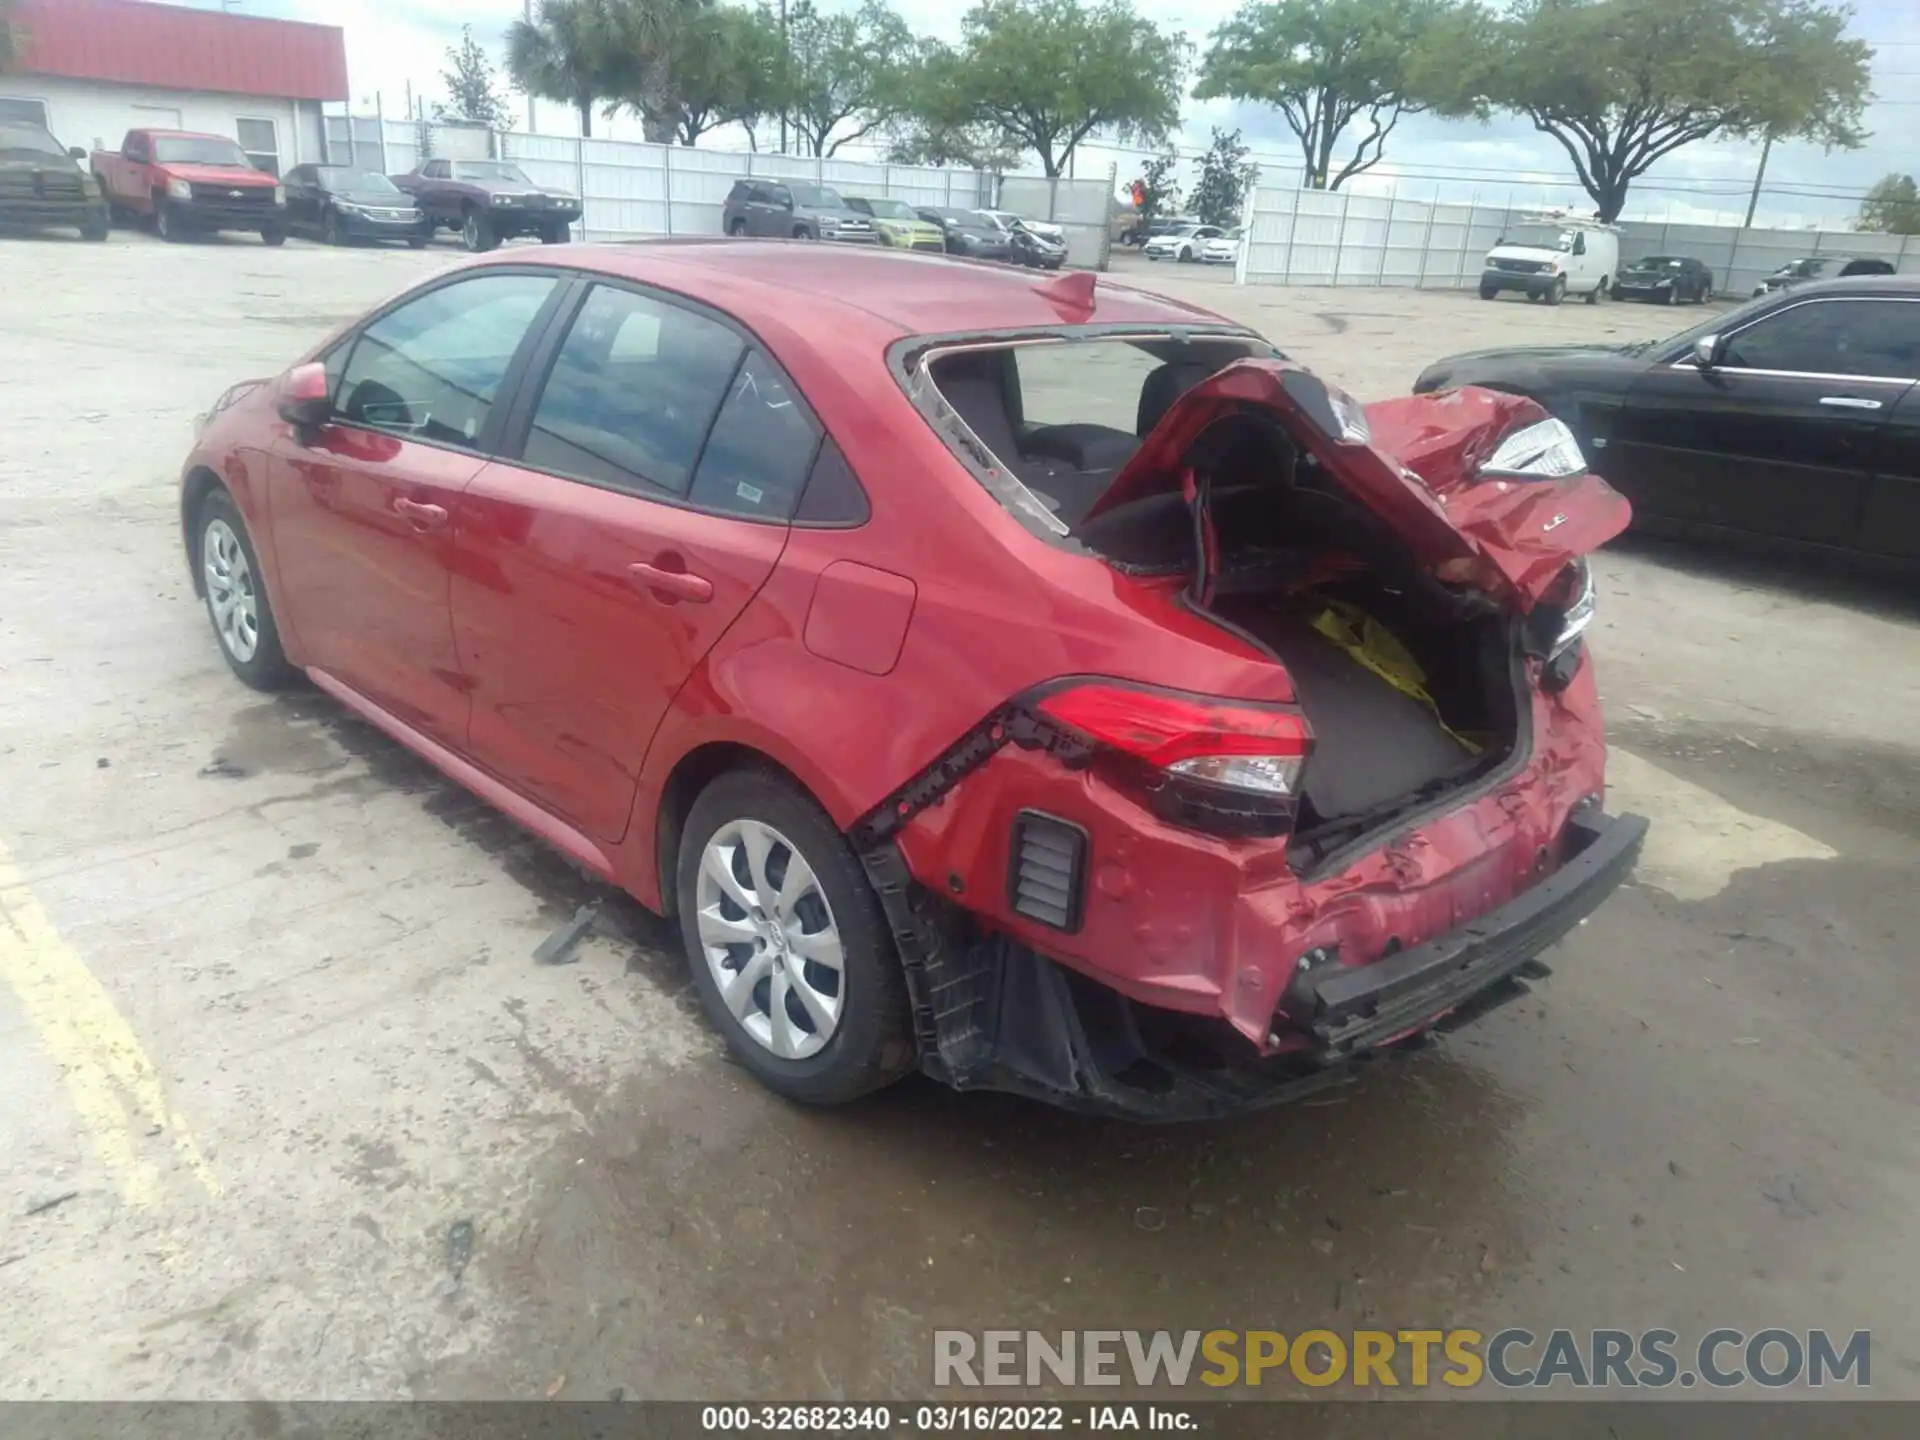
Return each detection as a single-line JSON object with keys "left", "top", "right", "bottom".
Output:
{"left": 202, "top": 518, "right": 259, "bottom": 663}
{"left": 694, "top": 818, "right": 844, "bottom": 1060}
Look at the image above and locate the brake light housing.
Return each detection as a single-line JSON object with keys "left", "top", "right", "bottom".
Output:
{"left": 1031, "top": 680, "right": 1313, "bottom": 837}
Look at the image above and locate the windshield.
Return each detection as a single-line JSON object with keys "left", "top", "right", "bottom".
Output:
{"left": 1498, "top": 223, "right": 1573, "bottom": 252}
{"left": 454, "top": 161, "right": 533, "bottom": 184}
{"left": 1774, "top": 257, "right": 1831, "bottom": 278}
{"left": 0, "top": 124, "right": 69, "bottom": 159}
{"left": 858, "top": 197, "right": 918, "bottom": 220}
{"left": 1632, "top": 256, "right": 1685, "bottom": 269}
{"left": 153, "top": 136, "right": 253, "bottom": 167}
{"left": 1624, "top": 291, "right": 1777, "bottom": 358}
{"left": 318, "top": 168, "right": 401, "bottom": 195}
{"left": 789, "top": 183, "right": 846, "bottom": 208}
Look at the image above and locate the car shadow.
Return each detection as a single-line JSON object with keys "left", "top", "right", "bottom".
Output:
{"left": 1609, "top": 531, "right": 1920, "bottom": 622}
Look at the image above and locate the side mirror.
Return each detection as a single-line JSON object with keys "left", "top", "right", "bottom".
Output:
{"left": 69, "top": 146, "right": 86, "bottom": 161}
{"left": 276, "top": 362, "right": 332, "bottom": 430}
{"left": 1692, "top": 335, "right": 1722, "bottom": 369}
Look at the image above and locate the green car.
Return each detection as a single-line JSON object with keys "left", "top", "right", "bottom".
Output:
{"left": 844, "top": 196, "right": 947, "bottom": 252}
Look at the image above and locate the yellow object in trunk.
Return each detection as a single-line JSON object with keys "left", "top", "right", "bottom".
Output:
{"left": 1307, "top": 599, "right": 1484, "bottom": 755}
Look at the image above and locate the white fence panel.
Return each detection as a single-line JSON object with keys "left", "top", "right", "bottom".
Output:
{"left": 670, "top": 145, "right": 742, "bottom": 236}
{"left": 999, "top": 174, "right": 1115, "bottom": 270}
{"left": 381, "top": 120, "right": 419, "bottom": 178}
{"left": 1243, "top": 181, "right": 1920, "bottom": 297}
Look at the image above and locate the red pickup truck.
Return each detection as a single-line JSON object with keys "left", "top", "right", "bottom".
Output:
{"left": 91, "top": 129, "right": 286, "bottom": 245}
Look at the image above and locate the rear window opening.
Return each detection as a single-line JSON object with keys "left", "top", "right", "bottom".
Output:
{"left": 908, "top": 334, "right": 1537, "bottom": 870}
{"left": 1077, "top": 410, "right": 1529, "bottom": 871}
{"left": 913, "top": 332, "right": 1272, "bottom": 533}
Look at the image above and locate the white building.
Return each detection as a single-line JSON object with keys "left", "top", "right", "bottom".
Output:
{"left": 0, "top": 0, "right": 346, "bottom": 174}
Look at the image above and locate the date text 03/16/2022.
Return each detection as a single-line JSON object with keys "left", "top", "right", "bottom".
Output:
{"left": 699, "top": 1404, "right": 1197, "bottom": 1431}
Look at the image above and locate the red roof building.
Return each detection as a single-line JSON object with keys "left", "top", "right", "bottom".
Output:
{"left": 1, "top": 0, "right": 348, "bottom": 170}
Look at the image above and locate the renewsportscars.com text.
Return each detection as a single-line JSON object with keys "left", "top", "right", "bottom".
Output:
{"left": 933, "top": 1328, "right": 1870, "bottom": 1390}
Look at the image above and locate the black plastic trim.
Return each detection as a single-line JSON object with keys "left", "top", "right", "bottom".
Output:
{"left": 1007, "top": 810, "right": 1088, "bottom": 933}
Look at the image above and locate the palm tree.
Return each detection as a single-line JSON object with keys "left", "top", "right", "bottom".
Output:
{"left": 507, "top": 0, "right": 616, "bottom": 137}
{"left": 601, "top": 0, "right": 722, "bottom": 145}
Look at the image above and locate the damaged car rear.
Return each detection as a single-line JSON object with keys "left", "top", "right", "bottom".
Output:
{"left": 871, "top": 323, "right": 1645, "bottom": 1117}
{"left": 180, "top": 249, "right": 1642, "bottom": 1122}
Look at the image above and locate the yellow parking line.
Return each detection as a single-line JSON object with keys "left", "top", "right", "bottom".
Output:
{"left": 0, "top": 840, "right": 219, "bottom": 1205}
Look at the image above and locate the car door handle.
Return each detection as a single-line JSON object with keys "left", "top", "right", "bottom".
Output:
{"left": 393, "top": 497, "right": 448, "bottom": 530}
{"left": 1819, "top": 396, "right": 1883, "bottom": 411}
{"left": 628, "top": 561, "right": 713, "bottom": 603}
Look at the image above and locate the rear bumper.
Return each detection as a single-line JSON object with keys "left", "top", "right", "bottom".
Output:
{"left": 873, "top": 808, "right": 1646, "bottom": 1121}
{"left": 1288, "top": 808, "right": 1646, "bottom": 1056}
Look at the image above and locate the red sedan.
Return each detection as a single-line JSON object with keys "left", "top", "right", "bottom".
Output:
{"left": 180, "top": 242, "right": 1646, "bottom": 1119}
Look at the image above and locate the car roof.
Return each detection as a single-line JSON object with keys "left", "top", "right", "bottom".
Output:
{"left": 568, "top": 240, "right": 1237, "bottom": 337}
{"left": 1756, "top": 274, "right": 1920, "bottom": 299}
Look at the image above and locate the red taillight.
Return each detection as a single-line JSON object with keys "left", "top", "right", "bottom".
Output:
{"left": 1033, "top": 682, "right": 1312, "bottom": 829}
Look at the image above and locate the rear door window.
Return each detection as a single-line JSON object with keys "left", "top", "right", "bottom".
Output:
{"left": 1721, "top": 299, "right": 1920, "bottom": 379}
{"left": 520, "top": 284, "right": 745, "bottom": 496}
{"left": 688, "top": 350, "right": 822, "bottom": 520}
{"left": 335, "top": 272, "right": 558, "bottom": 448}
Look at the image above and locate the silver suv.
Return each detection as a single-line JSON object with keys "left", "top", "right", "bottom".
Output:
{"left": 721, "top": 179, "right": 878, "bottom": 243}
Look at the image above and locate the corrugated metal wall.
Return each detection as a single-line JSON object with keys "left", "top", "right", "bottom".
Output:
{"left": 1239, "top": 184, "right": 1920, "bottom": 298}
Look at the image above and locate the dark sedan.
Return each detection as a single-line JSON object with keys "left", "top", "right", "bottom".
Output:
{"left": 1414, "top": 276, "right": 1920, "bottom": 571}
{"left": 915, "top": 206, "right": 1014, "bottom": 262}
{"left": 282, "top": 165, "right": 428, "bottom": 247}
{"left": 1614, "top": 254, "right": 1712, "bottom": 305}
{"left": 1751, "top": 254, "right": 1894, "bottom": 298}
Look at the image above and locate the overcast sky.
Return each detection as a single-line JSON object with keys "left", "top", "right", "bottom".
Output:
{"left": 201, "top": 0, "right": 1920, "bottom": 226}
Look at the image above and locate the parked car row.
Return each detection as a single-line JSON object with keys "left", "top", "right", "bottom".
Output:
{"left": 721, "top": 180, "right": 1068, "bottom": 269}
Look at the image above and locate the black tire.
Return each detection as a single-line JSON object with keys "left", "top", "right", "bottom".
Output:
{"left": 194, "top": 488, "right": 294, "bottom": 691}
{"left": 156, "top": 200, "right": 187, "bottom": 243}
{"left": 1584, "top": 276, "right": 1607, "bottom": 305}
{"left": 81, "top": 214, "right": 110, "bottom": 243}
{"left": 461, "top": 207, "right": 498, "bottom": 253}
{"left": 539, "top": 221, "right": 570, "bottom": 245}
{"left": 792, "top": 225, "right": 814, "bottom": 241}
{"left": 1178, "top": 245, "right": 1193, "bottom": 262}
{"left": 1545, "top": 277, "right": 1566, "bottom": 306}
{"left": 407, "top": 235, "right": 429, "bottom": 249}
{"left": 261, "top": 225, "right": 287, "bottom": 247}
{"left": 677, "top": 769, "right": 914, "bottom": 1105}
{"left": 323, "top": 209, "right": 348, "bottom": 246}
{"left": 1479, "top": 282, "right": 1497, "bottom": 300}
{"left": 728, "top": 218, "right": 748, "bottom": 236}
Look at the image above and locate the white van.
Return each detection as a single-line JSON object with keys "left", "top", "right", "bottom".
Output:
{"left": 1479, "top": 215, "right": 1620, "bottom": 305}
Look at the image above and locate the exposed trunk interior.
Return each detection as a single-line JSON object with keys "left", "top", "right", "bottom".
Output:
{"left": 1071, "top": 410, "right": 1526, "bottom": 869}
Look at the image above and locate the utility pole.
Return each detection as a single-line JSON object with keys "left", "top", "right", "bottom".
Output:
{"left": 1743, "top": 132, "right": 1772, "bottom": 228}
{"left": 778, "top": 0, "right": 789, "bottom": 156}
{"left": 525, "top": 0, "right": 538, "bottom": 133}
